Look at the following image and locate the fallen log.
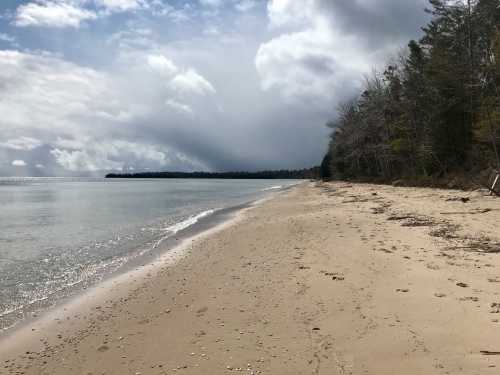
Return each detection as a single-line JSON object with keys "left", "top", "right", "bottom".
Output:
{"left": 472, "top": 178, "right": 500, "bottom": 197}
{"left": 439, "top": 209, "right": 493, "bottom": 215}
{"left": 491, "top": 173, "right": 499, "bottom": 195}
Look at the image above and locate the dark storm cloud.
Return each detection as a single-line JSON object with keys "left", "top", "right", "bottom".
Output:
{"left": 317, "top": 0, "right": 430, "bottom": 46}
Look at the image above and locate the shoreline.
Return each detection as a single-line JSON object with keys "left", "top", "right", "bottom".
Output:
{"left": 2, "top": 182, "right": 500, "bottom": 374}
{"left": 0, "top": 188, "right": 282, "bottom": 347}
{"left": 0, "top": 178, "right": 301, "bottom": 335}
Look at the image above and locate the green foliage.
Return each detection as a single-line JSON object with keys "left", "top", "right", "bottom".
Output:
{"left": 390, "top": 138, "right": 410, "bottom": 154}
{"left": 106, "top": 168, "right": 321, "bottom": 179}
{"left": 322, "top": 0, "right": 500, "bottom": 181}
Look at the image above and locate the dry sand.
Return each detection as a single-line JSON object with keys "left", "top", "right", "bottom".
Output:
{"left": 1, "top": 182, "right": 500, "bottom": 374}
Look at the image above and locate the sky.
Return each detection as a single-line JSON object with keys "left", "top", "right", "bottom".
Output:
{"left": 0, "top": 0, "right": 431, "bottom": 176}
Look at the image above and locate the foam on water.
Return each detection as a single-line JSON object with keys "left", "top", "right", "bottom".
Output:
{"left": 152, "top": 209, "right": 217, "bottom": 249}
{"left": 164, "top": 209, "right": 217, "bottom": 234}
{"left": 262, "top": 185, "right": 283, "bottom": 191}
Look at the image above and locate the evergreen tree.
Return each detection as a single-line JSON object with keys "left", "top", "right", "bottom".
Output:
{"left": 323, "top": 0, "right": 500, "bottom": 184}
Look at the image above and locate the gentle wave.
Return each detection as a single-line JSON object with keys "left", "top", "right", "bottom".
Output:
{"left": 164, "top": 209, "right": 216, "bottom": 234}
{"left": 262, "top": 185, "right": 283, "bottom": 191}
{"left": 152, "top": 209, "right": 217, "bottom": 249}
{"left": 0, "top": 210, "right": 218, "bottom": 329}
{"left": 0, "top": 252, "right": 130, "bottom": 329}
{"left": 0, "top": 179, "right": 300, "bottom": 333}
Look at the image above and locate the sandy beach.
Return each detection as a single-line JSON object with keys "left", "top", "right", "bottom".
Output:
{"left": 2, "top": 182, "right": 500, "bottom": 374}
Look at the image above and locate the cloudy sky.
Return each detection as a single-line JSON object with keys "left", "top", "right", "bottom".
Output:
{"left": 0, "top": 0, "right": 430, "bottom": 176}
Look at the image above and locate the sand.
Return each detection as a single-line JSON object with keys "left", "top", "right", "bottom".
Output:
{"left": 1, "top": 182, "right": 500, "bottom": 374}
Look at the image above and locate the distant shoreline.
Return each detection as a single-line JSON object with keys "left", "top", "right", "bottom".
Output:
{"left": 106, "top": 168, "right": 320, "bottom": 179}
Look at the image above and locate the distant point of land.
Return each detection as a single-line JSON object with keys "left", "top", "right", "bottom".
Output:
{"left": 106, "top": 168, "right": 320, "bottom": 180}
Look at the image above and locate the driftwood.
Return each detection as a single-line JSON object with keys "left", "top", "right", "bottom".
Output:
{"left": 473, "top": 177, "right": 500, "bottom": 197}
{"left": 491, "top": 173, "right": 500, "bottom": 195}
{"left": 439, "top": 209, "right": 493, "bottom": 215}
{"left": 480, "top": 351, "right": 500, "bottom": 356}
{"left": 387, "top": 215, "right": 414, "bottom": 221}
{"left": 445, "top": 197, "right": 470, "bottom": 203}
{"left": 485, "top": 181, "right": 500, "bottom": 196}
{"left": 446, "top": 242, "right": 500, "bottom": 254}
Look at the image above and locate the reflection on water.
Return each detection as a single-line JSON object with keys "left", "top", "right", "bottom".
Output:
{"left": 0, "top": 178, "right": 298, "bottom": 331}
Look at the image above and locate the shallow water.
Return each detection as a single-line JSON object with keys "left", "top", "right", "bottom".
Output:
{"left": 0, "top": 178, "right": 297, "bottom": 331}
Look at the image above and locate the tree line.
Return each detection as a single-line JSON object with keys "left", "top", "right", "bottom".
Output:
{"left": 321, "top": 0, "right": 500, "bottom": 187}
{"left": 106, "top": 168, "right": 320, "bottom": 180}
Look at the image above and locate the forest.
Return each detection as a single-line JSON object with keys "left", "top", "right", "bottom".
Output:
{"left": 106, "top": 168, "right": 320, "bottom": 179}
{"left": 321, "top": 0, "right": 500, "bottom": 190}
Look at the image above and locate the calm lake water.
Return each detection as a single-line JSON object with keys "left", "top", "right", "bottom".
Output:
{"left": 0, "top": 178, "right": 298, "bottom": 331}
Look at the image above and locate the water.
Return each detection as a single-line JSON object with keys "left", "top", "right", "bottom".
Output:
{"left": 0, "top": 178, "right": 298, "bottom": 331}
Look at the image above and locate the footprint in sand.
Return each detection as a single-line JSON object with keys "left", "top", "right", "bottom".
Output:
{"left": 490, "top": 303, "right": 500, "bottom": 313}
{"left": 459, "top": 296, "right": 479, "bottom": 302}
{"left": 320, "top": 271, "right": 345, "bottom": 280}
{"left": 375, "top": 248, "right": 393, "bottom": 254}
{"left": 97, "top": 345, "right": 109, "bottom": 352}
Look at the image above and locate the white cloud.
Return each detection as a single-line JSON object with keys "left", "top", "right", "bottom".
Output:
{"left": 145, "top": 54, "right": 215, "bottom": 99}
{"left": 13, "top": 0, "right": 178, "bottom": 28}
{"left": 50, "top": 148, "right": 124, "bottom": 172}
{"left": 256, "top": 25, "right": 367, "bottom": 103}
{"left": 94, "top": 0, "right": 144, "bottom": 12}
{"left": 165, "top": 99, "right": 194, "bottom": 115}
{"left": 235, "top": 0, "right": 257, "bottom": 12}
{"left": 267, "top": 0, "right": 315, "bottom": 28}
{"left": 147, "top": 54, "right": 178, "bottom": 77}
{"left": 0, "top": 48, "right": 220, "bottom": 174}
{"left": 36, "top": 163, "right": 45, "bottom": 169}
{"left": 0, "top": 50, "right": 122, "bottom": 135}
{"left": 12, "top": 159, "right": 27, "bottom": 167}
{"left": 15, "top": 1, "right": 97, "bottom": 28}
{"left": 50, "top": 140, "right": 174, "bottom": 171}
{"left": 109, "top": 140, "right": 169, "bottom": 165}
{"left": 0, "top": 47, "right": 220, "bottom": 174}
{"left": 53, "top": 137, "right": 88, "bottom": 150}
{"left": 256, "top": 0, "right": 430, "bottom": 109}
{"left": 108, "top": 28, "right": 156, "bottom": 50}
{"left": 0, "top": 136, "right": 43, "bottom": 151}
{"left": 256, "top": 0, "right": 375, "bottom": 106}
{"left": 170, "top": 69, "right": 216, "bottom": 96}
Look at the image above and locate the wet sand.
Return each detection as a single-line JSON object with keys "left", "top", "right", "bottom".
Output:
{"left": 1, "top": 182, "right": 500, "bottom": 374}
